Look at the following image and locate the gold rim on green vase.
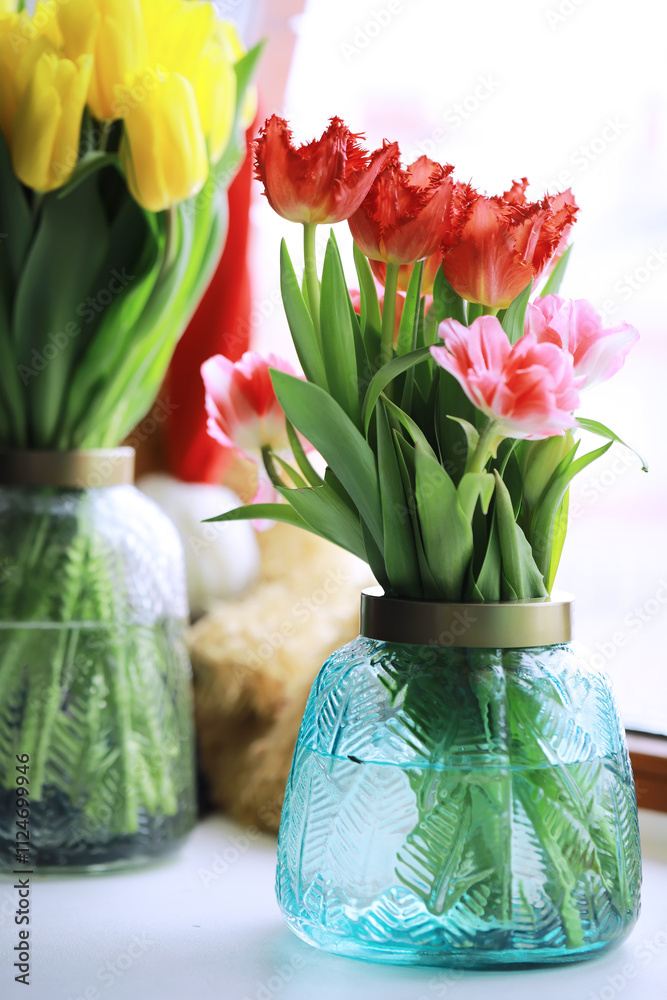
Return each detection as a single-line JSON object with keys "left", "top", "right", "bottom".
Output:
{"left": 360, "top": 586, "right": 574, "bottom": 648}
{"left": 0, "top": 448, "right": 135, "bottom": 488}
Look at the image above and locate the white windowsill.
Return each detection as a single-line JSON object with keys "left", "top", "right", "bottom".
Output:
{"left": 1, "top": 811, "right": 666, "bottom": 1000}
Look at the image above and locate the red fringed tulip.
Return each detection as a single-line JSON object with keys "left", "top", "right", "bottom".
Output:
{"left": 440, "top": 180, "right": 579, "bottom": 309}
{"left": 431, "top": 316, "right": 581, "bottom": 440}
{"left": 253, "top": 115, "right": 398, "bottom": 224}
{"left": 202, "top": 351, "right": 300, "bottom": 507}
{"left": 525, "top": 295, "right": 639, "bottom": 389}
{"left": 348, "top": 156, "right": 458, "bottom": 265}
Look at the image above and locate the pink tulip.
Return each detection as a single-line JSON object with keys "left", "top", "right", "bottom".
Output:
{"left": 525, "top": 295, "right": 639, "bottom": 389}
{"left": 202, "top": 351, "right": 299, "bottom": 507}
{"left": 430, "top": 316, "right": 581, "bottom": 440}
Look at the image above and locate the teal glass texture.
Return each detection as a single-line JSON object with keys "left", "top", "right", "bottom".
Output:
{"left": 277, "top": 637, "right": 641, "bottom": 967}
{"left": 0, "top": 484, "right": 196, "bottom": 871}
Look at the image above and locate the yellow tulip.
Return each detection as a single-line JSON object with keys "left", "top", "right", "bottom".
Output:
{"left": 140, "top": 0, "right": 238, "bottom": 163}
{"left": 0, "top": 4, "right": 65, "bottom": 143}
{"left": 11, "top": 50, "right": 92, "bottom": 191}
{"left": 17, "top": 3, "right": 64, "bottom": 48}
{"left": 142, "top": 0, "right": 212, "bottom": 80}
{"left": 118, "top": 69, "right": 208, "bottom": 212}
{"left": 58, "top": 0, "right": 147, "bottom": 120}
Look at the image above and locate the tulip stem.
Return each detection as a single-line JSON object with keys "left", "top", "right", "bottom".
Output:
{"left": 98, "top": 122, "right": 113, "bottom": 152}
{"left": 303, "top": 223, "right": 321, "bottom": 344}
{"left": 381, "top": 263, "right": 400, "bottom": 367}
{"left": 467, "top": 420, "right": 502, "bottom": 475}
{"left": 482, "top": 306, "right": 499, "bottom": 316}
{"left": 31, "top": 193, "right": 44, "bottom": 223}
{"left": 262, "top": 445, "right": 287, "bottom": 489}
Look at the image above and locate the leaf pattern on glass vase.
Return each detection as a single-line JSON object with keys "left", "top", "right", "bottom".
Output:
{"left": 276, "top": 636, "right": 641, "bottom": 961}
{"left": 326, "top": 762, "right": 417, "bottom": 898}
{"left": 277, "top": 742, "right": 339, "bottom": 920}
{"left": 0, "top": 488, "right": 196, "bottom": 866}
{"left": 316, "top": 640, "right": 388, "bottom": 758}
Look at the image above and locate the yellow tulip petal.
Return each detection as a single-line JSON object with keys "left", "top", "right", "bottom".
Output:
{"left": 142, "top": 0, "right": 212, "bottom": 79}
{"left": 214, "top": 21, "right": 245, "bottom": 63}
{"left": 21, "top": 3, "right": 64, "bottom": 50}
{"left": 119, "top": 69, "right": 208, "bottom": 211}
{"left": 195, "top": 51, "right": 235, "bottom": 163}
{"left": 11, "top": 50, "right": 91, "bottom": 191}
{"left": 13, "top": 35, "right": 58, "bottom": 103}
{"left": 12, "top": 53, "right": 61, "bottom": 190}
{"left": 59, "top": 0, "right": 147, "bottom": 120}
{"left": 51, "top": 54, "right": 93, "bottom": 185}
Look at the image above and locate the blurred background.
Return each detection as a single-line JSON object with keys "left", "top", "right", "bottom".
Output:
{"left": 235, "top": 0, "right": 667, "bottom": 734}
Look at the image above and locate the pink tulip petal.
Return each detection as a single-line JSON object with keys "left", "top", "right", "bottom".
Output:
{"left": 431, "top": 315, "right": 580, "bottom": 439}
{"left": 526, "top": 295, "right": 639, "bottom": 389}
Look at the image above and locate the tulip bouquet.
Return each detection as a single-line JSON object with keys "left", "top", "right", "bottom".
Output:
{"left": 0, "top": 0, "right": 260, "bottom": 450}
{"left": 204, "top": 118, "right": 645, "bottom": 947}
{"left": 206, "top": 116, "right": 642, "bottom": 604}
{"left": 0, "top": 0, "right": 260, "bottom": 857}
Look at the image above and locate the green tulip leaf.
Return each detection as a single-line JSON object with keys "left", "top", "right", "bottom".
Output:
{"left": 393, "top": 432, "right": 439, "bottom": 598}
{"left": 405, "top": 298, "right": 429, "bottom": 409}
{"left": 547, "top": 489, "right": 570, "bottom": 592}
{"left": 274, "top": 455, "right": 307, "bottom": 488}
{"left": 320, "top": 235, "right": 362, "bottom": 428}
{"left": 530, "top": 440, "right": 612, "bottom": 580}
{"left": 0, "top": 131, "right": 32, "bottom": 284}
{"left": 540, "top": 245, "right": 572, "bottom": 298}
{"left": 275, "top": 483, "right": 366, "bottom": 561}
{"left": 353, "top": 242, "right": 382, "bottom": 361}
{"left": 203, "top": 502, "right": 332, "bottom": 543}
{"left": 576, "top": 416, "right": 647, "bottom": 472}
{"left": 458, "top": 472, "right": 495, "bottom": 521}
{"left": 381, "top": 394, "right": 438, "bottom": 462}
{"left": 361, "top": 347, "right": 431, "bottom": 433}
{"left": 432, "top": 268, "right": 466, "bottom": 325}
{"left": 13, "top": 179, "right": 108, "bottom": 446}
{"left": 57, "top": 151, "right": 120, "bottom": 198}
{"left": 448, "top": 416, "right": 480, "bottom": 464}
{"left": 434, "top": 371, "right": 477, "bottom": 482}
{"left": 0, "top": 135, "right": 31, "bottom": 444}
{"left": 501, "top": 280, "right": 533, "bottom": 345}
{"left": 285, "top": 420, "right": 323, "bottom": 488}
{"left": 280, "top": 240, "right": 327, "bottom": 390}
{"left": 396, "top": 260, "right": 423, "bottom": 356}
{"left": 471, "top": 516, "right": 501, "bottom": 602}
{"left": 271, "top": 369, "right": 384, "bottom": 550}
{"left": 415, "top": 442, "right": 473, "bottom": 600}
{"left": 377, "top": 401, "right": 421, "bottom": 594}
{"left": 494, "top": 470, "right": 548, "bottom": 599}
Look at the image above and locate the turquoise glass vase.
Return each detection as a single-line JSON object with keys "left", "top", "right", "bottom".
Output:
{"left": 276, "top": 590, "right": 641, "bottom": 967}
